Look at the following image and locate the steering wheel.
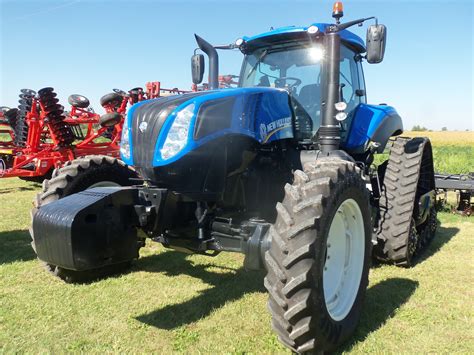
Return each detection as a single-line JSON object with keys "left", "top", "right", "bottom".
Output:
{"left": 275, "top": 77, "right": 302, "bottom": 89}
{"left": 113, "top": 88, "right": 128, "bottom": 96}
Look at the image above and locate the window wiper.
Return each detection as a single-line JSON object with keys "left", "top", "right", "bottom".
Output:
{"left": 246, "top": 49, "right": 268, "bottom": 79}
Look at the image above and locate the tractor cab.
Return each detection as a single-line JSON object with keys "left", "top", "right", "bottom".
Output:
{"left": 237, "top": 25, "right": 367, "bottom": 142}
{"left": 191, "top": 6, "right": 395, "bottom": 156}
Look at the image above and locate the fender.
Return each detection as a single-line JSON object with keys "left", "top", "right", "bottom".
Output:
{"left": 343, "top": 103, "right": 403, "bottom": 154}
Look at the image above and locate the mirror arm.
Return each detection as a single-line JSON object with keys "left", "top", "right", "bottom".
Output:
{"left": 214, "top": 44, "right": 237, "bottom": 50}
{"left": 329, "top": 16, "right": 377, "bottom": 32}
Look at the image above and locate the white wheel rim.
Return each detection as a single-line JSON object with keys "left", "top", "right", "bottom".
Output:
{"left": 88, "top": 181, "right": 121, "bottom": 188}
{"left": 323, "top": 198, "right": 365, "bottom": 321}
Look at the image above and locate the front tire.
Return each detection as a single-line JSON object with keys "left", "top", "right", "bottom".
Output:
{"left": 30, "top": 155, "right": 140, "bottom": 283}
{"left": 264, "top": 159, "right": 372, "bottom": 353}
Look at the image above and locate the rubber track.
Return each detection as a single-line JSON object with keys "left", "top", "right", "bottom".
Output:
{"left": 375, "top": 137, "right": 432, "bottom": 266}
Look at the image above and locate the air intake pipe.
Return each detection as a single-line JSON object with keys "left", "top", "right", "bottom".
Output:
{"left": 194, "top": 34, "right": 219, "bottom": 90}
{"left": 319, "top": 32, "right": 341, "bottom": 152}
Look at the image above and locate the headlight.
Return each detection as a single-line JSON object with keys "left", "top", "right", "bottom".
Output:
{"left": 160, "top": 103, "right": 195, "bottom": 160}
{"left": 120, "top": 116, "right": 131, "bottom": 159}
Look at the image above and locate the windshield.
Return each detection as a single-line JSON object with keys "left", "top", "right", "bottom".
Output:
{"left": 239, "top": 44, "right": 324, "bottom": 140}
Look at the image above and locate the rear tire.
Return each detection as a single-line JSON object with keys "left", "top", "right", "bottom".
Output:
{"left": 264, "top": 159, "right": 372, "bottom": 353}
{"left": 30, "top": 155, "right": 140, "bottom": 283}
{"left": 374, "top": 137, "right": 437, "bottom": 266}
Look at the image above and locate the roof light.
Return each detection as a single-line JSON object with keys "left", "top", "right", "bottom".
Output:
{"left": 309, "top": 47, "right": 324, "bottom": 61}
{"left": 307, "top": 25, "right": 319, "bottom": 34}
{"left": 332, "top": 2, "right": 344, "bottom": 23}
{"left": 235, "top": 38, "right": 244, "bottom": 46}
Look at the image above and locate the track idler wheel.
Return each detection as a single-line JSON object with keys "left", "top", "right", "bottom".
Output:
{"left": 37, "top": 87, "right": 75, "bottom": 146}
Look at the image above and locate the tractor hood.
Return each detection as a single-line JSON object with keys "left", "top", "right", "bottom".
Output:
{"left": 121, "top": 87, "right": 294, "bottom": 168}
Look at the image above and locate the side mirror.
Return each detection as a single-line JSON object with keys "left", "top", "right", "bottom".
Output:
{"left": 191, "top": 54, "right": 205, "bottom": 84}
{"left": 366, "top": 24, "right": 387, "bottom": 64}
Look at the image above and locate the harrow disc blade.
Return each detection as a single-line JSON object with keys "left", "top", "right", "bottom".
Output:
{"left": 20, "top": 88, "right": 36, "bottom": 96}
{"left": 37, "top": 87, "right": 55, "bottom": 96}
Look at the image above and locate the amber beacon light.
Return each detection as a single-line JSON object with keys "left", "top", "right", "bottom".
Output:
{"left": 332, "top": 1, "right": 344, "bottom": 23}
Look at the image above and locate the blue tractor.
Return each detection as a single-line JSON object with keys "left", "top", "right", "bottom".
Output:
{"left": 31, "top": 2, "right": 436, "bottom": 352}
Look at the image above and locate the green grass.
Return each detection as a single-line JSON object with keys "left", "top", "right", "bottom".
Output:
{"left": 431, "top": 145, "right": 474, "bottom": 174}
{"left": 1, "top": 140, "right": 474, "bottom": 353}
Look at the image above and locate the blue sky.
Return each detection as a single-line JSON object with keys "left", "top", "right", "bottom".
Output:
{"left": 1, "top": 0, "right": 472, "bottom": 130}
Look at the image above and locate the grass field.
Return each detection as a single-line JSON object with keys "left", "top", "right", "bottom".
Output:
{"left": 0, "top": 132, "right": 473, "bottom": 353}
{"left": 403, "top": 131, "right": 473, "bottom": 174}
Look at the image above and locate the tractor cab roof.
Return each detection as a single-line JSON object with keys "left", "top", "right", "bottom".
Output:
{"left": 242, "top": 23, "right": 366, "bottom": 53}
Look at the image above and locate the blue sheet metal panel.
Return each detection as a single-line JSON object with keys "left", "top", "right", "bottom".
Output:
{"left": 343, "top": 103, "right": 399, "bottom": 151}
{"left": 243, "top": 23, "right": 366, "bottom": 51}
{"left": 151, "top": 87, "right": 293, "bottom": 167}
{"left": 253, "top": 90, "right": 294, "bottom": 143}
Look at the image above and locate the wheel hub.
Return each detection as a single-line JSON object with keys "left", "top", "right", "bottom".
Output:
{"left": 323, "top": 198, "right": 365, "bottom": 321}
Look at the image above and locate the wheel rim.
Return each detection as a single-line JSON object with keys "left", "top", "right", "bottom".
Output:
{"left": 88, "top": 181, "right": 121, "bottom": 188}
{"left": 323, "top": 198, "right": 365, "bottom": 321}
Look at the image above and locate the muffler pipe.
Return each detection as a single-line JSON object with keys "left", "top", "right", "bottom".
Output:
{"left": 194, "top": 34, "right": 219, "bottom": 90}
{"left": 319, "top": 32, "right": 341, "bottom": 152}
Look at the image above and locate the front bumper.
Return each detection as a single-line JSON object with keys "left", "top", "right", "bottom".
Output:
{"left": 33, "top": 186, "right": 167, "bottom": 271}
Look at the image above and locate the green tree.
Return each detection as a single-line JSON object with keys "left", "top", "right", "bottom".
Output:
{"left": 412, "top": 125, "right": 428, "bottom": 132}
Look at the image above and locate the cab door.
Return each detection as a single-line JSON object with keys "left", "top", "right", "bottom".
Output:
{"left": 340, "top": 45, "right": 366, "bottom": 142}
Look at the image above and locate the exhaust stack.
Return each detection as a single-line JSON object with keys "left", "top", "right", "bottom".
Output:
{"left": 194, "top": 34, "right": 219, "bottom": 90}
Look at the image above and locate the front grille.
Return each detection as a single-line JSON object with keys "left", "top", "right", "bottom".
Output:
{"left": 131, "top": 92, "right": 207, "bottom": 168}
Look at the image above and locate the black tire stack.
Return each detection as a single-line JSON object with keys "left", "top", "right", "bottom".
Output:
{"left": 37, "top": 87, "right": 75, "bottom": 146}
{"left": 374, "top": 137, "right": 437, "bottom": 266}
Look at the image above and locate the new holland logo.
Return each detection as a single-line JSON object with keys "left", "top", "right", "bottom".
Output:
{"left": 139, "top": 121, "right": 148, "bottom": 133}
{"left": 259, "top": 116, "right": 292, "bottom": 143}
